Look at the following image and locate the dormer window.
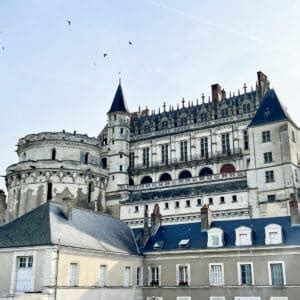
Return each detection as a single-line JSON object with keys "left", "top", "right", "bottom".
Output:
{"left": 153, "top": 241, "right": 164, "bottom": 250}
{"left": 265, "top": 224, "right": 283, "bottom": 245}
{"left": 178, "top": 239, "right": 190, "bottom": 248}
{"left": 207, "top": 228, "right": 223, "bottom": 248}
{"left": 235, "top": 226, "right": 252, "bottom": 246}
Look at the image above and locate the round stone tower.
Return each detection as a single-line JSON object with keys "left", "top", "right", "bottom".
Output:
{"left": 5, "top": 131, "right": 108, "bottom": 222}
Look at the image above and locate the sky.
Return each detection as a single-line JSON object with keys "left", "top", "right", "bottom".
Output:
{"left": 1, "top": 0, "right": 300, "bottom": 190}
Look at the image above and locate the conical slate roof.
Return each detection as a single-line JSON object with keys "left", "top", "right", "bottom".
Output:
{"left": 249, "top": 89, "right": 292, "bottom": 127}
{"left": 108, "top": 83, "right": 129, "bottom": 114}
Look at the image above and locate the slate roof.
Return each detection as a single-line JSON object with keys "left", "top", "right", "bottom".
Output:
{"left": 0, "top": 202, "right": 139, "bottom": 255}
{"left": 249, "top": 89, "right": 293, "bottom": 127}
{"left": 142, "top": 216, "right": 300, "bottom": 252}
{"left": 108, "top": 83, "right": 129, "bottom": 114}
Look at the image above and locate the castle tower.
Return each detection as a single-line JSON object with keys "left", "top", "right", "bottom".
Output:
{"left": 106, "top": 83, "right": 131, "bottom": 215}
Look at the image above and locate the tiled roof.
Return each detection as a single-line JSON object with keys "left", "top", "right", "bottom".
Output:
{"left": 108, "top": 83, "right": 129, "bottom": 114}
{"left": 142, "top": 216, "right": 300, "bottom": 252}
{"left": 0, "top": 202, "right": 139, "bottom": 255}
{"left": 249, "top": 89, "right": 292, "bottom": 127}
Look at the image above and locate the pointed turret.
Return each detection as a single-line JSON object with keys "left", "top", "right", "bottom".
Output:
{"left": 108, "top": 83, "right": 129, "bottom": 114}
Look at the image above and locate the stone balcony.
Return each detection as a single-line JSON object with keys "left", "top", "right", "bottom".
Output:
{"left": 129, "top": 148, "right": 243, "bottom": 176}
{"left": 120, "top": 170, "right": 247, "bottom": 192}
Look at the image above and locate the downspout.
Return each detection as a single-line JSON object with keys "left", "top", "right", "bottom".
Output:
{"left": 54, "top": 245, "right": 60, "bottom": 300}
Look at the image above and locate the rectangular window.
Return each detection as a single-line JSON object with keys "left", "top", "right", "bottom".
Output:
{"left": 177, "top": 264, "right": 190, "bottom": 286}
{"left": 238, "top": 263, "right": 253, "bottom": 285}
{"left": 186, "top": 200, "right": 191, "bottom": 207}
{"left": 269, "top": 262, "right": 285, "bottom": 286}
{"left": 143, "top": 148, "right": 150, "bottom": 167}
{"left": 99, "top": 265, "right": 107, "bottom": 287}
{"left": 292, "top": 130, "right": 296, "bottom": 142}
{"left": 200, "top": 137, "right": 209, "bottom": 158}
{"left": 15, "top": 256, "right": 33, "bottom": 293}
{"left": 243, "top": 130, "right": 249, "bottom": 150}
{"left": 134, "top": 205, "right": 139, "bottom": 213}
{"left": 120, "top": 165, "right": 123, "bottom": 172}
{"left": 120, "top": 128, "right": 124, "bottom": 134}
{"left": 175, "top": 201, "right": 180, "bottom": 209}
{"left": 262, "top": 130, "right": 271, "bottom": 143}
{"left": 232, "top": 195, "right": 237, "bottom": 202}
{"left": 209, "top": 263, "right": 224, "bottom": 286}
{"left": 136, "top": 267, "right": 142, "bottom": 287}
{"left": 265, "top": 170, "right": 275, "bottom": 183}
{"left": 149, "top": 266, "right": 160, "bottom": 286}
{"left": 221, "top": 133, "right": 231, "bottom": 154}
{"left": 164, "top": 202, "right": 169, "bottom": 209}
{"left": 220, "top": 196, "right": 225, "bottom": 204}
{"left": 69, "top": 262, "right": 79, "bottom": 287}
{"left": 124, "top": 266, "right": 132, "bottom": 287}
{"left": 267, "top": 194, "right": 276, "bottom": 202}
{"left": 129, "top": 152, "right": 135, "bottom": 169}
{"left": 161, "top": 144, "right": 169, "bottom": 164}
{"left": 209, "top": 197, "right": 213, "bottom": 205}
{"left": 197, "top": 198, "right": 202, "bottom": 206}
{"left": 264, "top": 152, "right": 273, "bottom": 163}
{"left": 180, "top": 141, "right": 188, "bottom": 162}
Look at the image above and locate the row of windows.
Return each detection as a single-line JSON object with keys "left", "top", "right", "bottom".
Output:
{"left": 142, "top": 297, "right": 288, "bottom": 300}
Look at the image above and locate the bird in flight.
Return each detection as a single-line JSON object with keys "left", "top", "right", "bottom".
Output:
{"left": 128, "top": 40, "right": 133, "bottom": 45}
{"left": 103, "top": 53, "right": 107, "bottom": 58}
{"left": 67, "top": 20, "right": 71, "bottom": 26}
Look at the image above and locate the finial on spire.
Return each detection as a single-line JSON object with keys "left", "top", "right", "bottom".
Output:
{"left": 163, "top": 102, "right": 166, "bottom": 112}
{"left": 243, "top": 83, "right": 247, "bottom": 93}
{"left": 182, "top": 97, "right": 185, "bottom": 108}
{"left": 201, "top": 93, "right": 205, "bottom": 103}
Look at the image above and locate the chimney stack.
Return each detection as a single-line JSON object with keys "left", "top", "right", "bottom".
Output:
{"left": 257, "top": 71, "right": 269, "bottom": 99}
{"left": 211, "top": 84, "right": 222, "bottom": 103}
{"left": 143, "top": 205, "right": 150, "bottom": 244}
{"left": 62, "top": 197, "right": 73, "bottom": 221}
{"left": 0, "top": 190, "right": 6, "bottom": 225}
{"left": 289, "top": 193, "right": 300, "bottom": 225}
{"left": 151, "top": 204, "right": 162, "bottom": 235}
{"left": 201, "top": 204, "right": 212, "bottom": 231}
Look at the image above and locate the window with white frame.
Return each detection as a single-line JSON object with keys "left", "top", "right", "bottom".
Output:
{"left": 15, "top": 256, "right": 34, "bottom": 293}
{"left": 235, "top": 226, "right": 252, "bottom": 246}
{"left": 136, "top": 266, "right": 143, "bottom": 287}
{"left": 148, "top": 266, "right": 160, "bottom": 286}
{"left": 176, "top": 264, "right": 190, "bottom": 286}
{"left": 177, "top": 297, "right": 191, "bottom": 300}
{"left": 238, "top": 262, "right": 254, "bottom": 286}
{"left": 146, "top": 297, "right": 163, "bottom": 300}
{"left": 235, "top": 298, "right": 261, "bottom": 300}
{"left": 207, "top": 228, "right": 224, "bottom": 248}
{"left": 99, "top": 265, "right": 107, "bottom": 287}
{"left": 69, "top": 262, "right": 79, "bottom": 287}
{"left": 210, "top": 297, "right": 226, "bottom": 300}
{"left": 124, "top": 266, "right": 132, "bottom": 287}
{"left": 209, "top": 263, "right": 224, "bottom": 286}
{"left": 270, "top": 297, "right": 288, "bottom": 300}
{"left": 265, "top": 224, "right": 283, "bottom": 245}
{"left": 268, "top": 262, "right": 286, "bottom": 286}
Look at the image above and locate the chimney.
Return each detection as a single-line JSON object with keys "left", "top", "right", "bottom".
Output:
{"left": 142, "top": 205, "right": 150, "bottom": 244}
{"left": 289, "top": 193, "right": 300, "bottom": 225}
{"left": 62, "top": 197, "right": 73, "bottom": 221}
{"left": 0, "top": 190, "right": 6, "bottom": 225}
{"left": 211, "top": 84, "right": 222, "bottom": 103}
{"left": 151, "top": 204, "right": 162, "bottom": 235}
{"left": 257, "top": 71, "right": 269, "bottom": 99}
{"left": 201, "top": 204, "right": 212, "bottom": 231}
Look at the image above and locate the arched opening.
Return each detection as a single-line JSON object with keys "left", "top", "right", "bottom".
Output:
{"left": 101, "top": 158, "right": 107, "bottom": 169}
{"left": 141, "top": 176, "right": 153, "bottom": 184}
{"left": 178, "top": 170, "right": 192, "bottom": 179}
{"left": 88, "top": 182, "right": 94, "bottom": 203}
{"left": 84, "top": 152, "right": 90, "bottom": 164}
{"left": 47, "top": 182, "right": 52, "bottom": 201}
{"left": 159, "top": 173, "right": 172, "bottom": 182}
{"left": 220, "top": 163, "right": 236, "bottom": 174}
{"left": 51, "top": 148, "right": 56, "bottom": 160}
{"left": 23, "top": 152, "right": 26, "bottom": 161}
{"left": 129, "top": 178, "right": 134, "bottom": 186}
{"left": 199, "top": 167, "right": 213, "bottom": 177}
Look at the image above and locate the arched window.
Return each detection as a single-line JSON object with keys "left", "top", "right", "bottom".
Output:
{"left": 51, "top": 148, "right": 56, "bottom": 160}
{"left": 161, "top": 120, "right": 168, "bottom": 130}
{"left": 47, "top": 182, "right": 52, "bottom": 201}
{"left": 141, "top": 176, "right": 153, "bottom": 184}
{"left": 101, "top": 158, "right": 107, "bottom": 169}
{"left": 178, "top": 170, "right": 192, "bottom": 179}
{"left": 159, "top": 173, "right": 172, "bottom": 182}
{"left": 88, "top": 182, "right": 94, "bottom": 203}
{"left": 199, "top": 167, "right": 213, "bottom": 177}
{"left": 84, "top": 152, "right": 90, "bottom": 164}
{"left": 220, "top": 164, "right": 236, "bottom": 174}
{"left": 129, "top": 178, "right": 134, "bottom": 186}
{"left": 181, "top": 116, "right": 187, "bottom": 126}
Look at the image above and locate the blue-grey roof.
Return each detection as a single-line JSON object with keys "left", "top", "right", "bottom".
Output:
{"left": 249, "top": 89, "right": 291, "bottom": 127}
{"left": 108, "top": 83, "right": 129, "bottom": 114}
{"left": 0, "top": 202, "right": 139, "bottom": 255}
{"left": 142, "top": 216, "right": 300, "bottom": 252}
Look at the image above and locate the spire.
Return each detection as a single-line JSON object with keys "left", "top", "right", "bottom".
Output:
{"left": 107, "top": 83, "right": 129, "bottom": 114}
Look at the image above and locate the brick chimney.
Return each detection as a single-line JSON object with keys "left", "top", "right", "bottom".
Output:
{"left": 201, "top": 204, "right": 212, "bottom": 231}
{"left": 289, "top": 193, "right": 300, "bottom": 225}
{"left": 211, "top": 84, "right": 222, "bottom": 103}
{"left": 0, "top": 190, "right": 6, "bottom": 225}
{"left": 257, "top": 71, "right": 269, "bottom": 99}
{"left": 151, "top": 204, "right": 162, "bottom": 235}
{"left": 62, "top": 197, "right": 73, "bottom": 221}
{"left": 142, "top": 205, "right": 150, "bottom": 244}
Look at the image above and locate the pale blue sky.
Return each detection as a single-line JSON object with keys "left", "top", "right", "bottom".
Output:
{"left": 1, "top": 0, "right": 300, "bottom": 190}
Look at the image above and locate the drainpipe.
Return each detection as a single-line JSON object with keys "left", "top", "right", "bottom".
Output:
{"left": 54, "top": 245, "right": 60, "bottom": 300}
